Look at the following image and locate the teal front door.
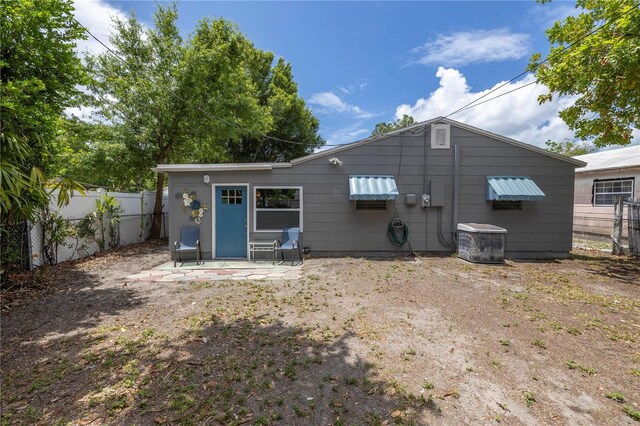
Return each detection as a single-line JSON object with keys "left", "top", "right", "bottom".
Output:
{"left": 215, "top": 186, "right": 247, "bottom": 258}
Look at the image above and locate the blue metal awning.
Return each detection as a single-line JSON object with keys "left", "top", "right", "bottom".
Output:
{"left": 487, "top": 176, "right": 545, "bottom": 201}
{"left": 349, "top": 175, "right": 399, "bottom": 200}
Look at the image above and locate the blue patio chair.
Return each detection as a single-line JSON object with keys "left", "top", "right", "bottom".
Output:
{"left": 174, "top": 226, "right": 201, "bottom": 267}
{"left": 274, "top": 226, "right": 302, "bottom": 265}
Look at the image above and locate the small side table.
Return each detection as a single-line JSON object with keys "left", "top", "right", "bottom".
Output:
{"left": 249, "top": 240, "right": 277, "bottom": 263}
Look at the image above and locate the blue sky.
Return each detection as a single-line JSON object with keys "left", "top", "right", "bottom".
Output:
{"left": 74, "top": 0, "right": 599, "bottom": 148}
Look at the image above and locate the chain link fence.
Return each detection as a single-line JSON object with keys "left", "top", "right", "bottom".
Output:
{"left": 1, "top": 213, "right": 168, "bottom": 274}
{"left": 0, "top": 222, "right": 33, "bottom": 273}
{"left": 573, "top": 215, "right": 639, "bottom": 250}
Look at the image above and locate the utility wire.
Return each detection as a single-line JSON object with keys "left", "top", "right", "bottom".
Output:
{"left": 444, "top": 1, "right": 640, "bottom": 118}
{"left": 454, "top": 80, "right": 538, "bottom": 115}
{"left": 74, "top": 19, "right": 344, "bottom": 148}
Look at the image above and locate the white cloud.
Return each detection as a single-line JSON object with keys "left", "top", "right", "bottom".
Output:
{"left": 308, "top": 92, "right": 374, "bottom": 119}
{"left": 528, "top": 2, "right": 580, "bottom": 27}
{"left": 410, "top": 29, "right": 530, "bottom": 67}
{"left": 73, "top": 0, "right": 129, "bottom": 56}
{"left": 395, "top": 67, "right": 579, "bottom": 147}
{"left": 324, "top": 122, "right": 371, "bottom": 146}
{"left": 335, "top": 79, "right": 370, "bottom": 95}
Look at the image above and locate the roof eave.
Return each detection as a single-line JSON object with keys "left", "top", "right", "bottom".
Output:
{"left": 153, "top": 163, "right": 292, "bottom": 174}
{"left": 575, "top": 164, "right": 640, "bottom": 175}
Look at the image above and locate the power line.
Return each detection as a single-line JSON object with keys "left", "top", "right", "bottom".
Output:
{"left": 444, "top": 1, "right": 640, "bottom": 118}
{"left": 75, "top": 19, "right": 342, "bottom": 148}
{"left": 454, "top": 80, "right": 538, "bottom": 115}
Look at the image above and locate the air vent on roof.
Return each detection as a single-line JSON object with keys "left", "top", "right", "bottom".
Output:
{"left": 431, "top": 123, "right": 450, "bottom": 149}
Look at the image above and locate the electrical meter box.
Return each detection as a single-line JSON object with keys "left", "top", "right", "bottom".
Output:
{"left": 430, "top": 180, "right": 445, "bottom": 207}
{"left": 421, "top": 194, "right": 431, "bottom": 208}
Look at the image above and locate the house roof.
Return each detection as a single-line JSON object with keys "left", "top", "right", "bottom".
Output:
{"left": 154, "top": 117, "right": 586, "bottom": 173}
{"left": 290, "top": 117, "right": 586, "bottom": 167}
{"left": 573, "top": 145, "right": 640, "bottom": 174}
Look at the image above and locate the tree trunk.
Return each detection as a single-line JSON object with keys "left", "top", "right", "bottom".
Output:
{"left": 150, "top": 172, "right": 165, "bottom": 239}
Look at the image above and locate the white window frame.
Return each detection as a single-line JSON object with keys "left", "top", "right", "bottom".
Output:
{"left": 593, "top": 178, "right": 634, "bottom": 206}
{"left": 253, "top": 186, "right": 303, "bottom": 232}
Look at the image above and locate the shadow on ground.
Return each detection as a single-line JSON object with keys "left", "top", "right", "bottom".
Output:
{"left": 570, "top": 252, "right": 640, "bottom": 284}
{"left": 2, "top": 314, "right": 435, "bottom": 425}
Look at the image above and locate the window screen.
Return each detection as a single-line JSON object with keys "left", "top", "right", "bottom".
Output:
{"left": 593, "top": 179, "right": 634, "bottom": 206}
{"left": 254, "top": 187, "right": 302, "bottom": 231}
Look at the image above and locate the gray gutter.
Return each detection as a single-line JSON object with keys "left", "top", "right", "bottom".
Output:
{"left": 153, "top": 163, "right": 292, "bottom": 173}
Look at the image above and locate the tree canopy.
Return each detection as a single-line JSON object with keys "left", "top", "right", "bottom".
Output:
{"left": 531, "top": 0, "right": 640, "bottom": 147}
{"left": 83, "top": 3, "right": 323, "bottom": 237}
{"left": 371, "top": 115, "right": 416, "bottom": 137}
{"left": 0, "top": 0, "right": 86, "bottom": 223}
{"left": 544, "top": 139, "right": 594, "bottom": 156}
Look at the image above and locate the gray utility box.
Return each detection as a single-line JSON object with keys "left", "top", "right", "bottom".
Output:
{"left": 457, "top": 223, "right": 507, "bottom": 264}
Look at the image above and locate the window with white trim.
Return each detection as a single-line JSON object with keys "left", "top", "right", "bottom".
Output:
{"left": 593, "top": 178, "right": 634, "bottom": 206}
{"left": 254, "top": 187, "right": 303, "bottom": 231}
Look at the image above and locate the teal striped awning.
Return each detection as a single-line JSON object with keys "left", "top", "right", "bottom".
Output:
{"left": 487, "top": 176, "right": 545, "bottom": 201}
{"left": 349, "top": 175, "right": 399, "bottom": 201}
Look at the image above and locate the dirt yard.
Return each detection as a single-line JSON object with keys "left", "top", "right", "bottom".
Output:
{"left": 1, "top": 241, "right": 639, "bottom": 425}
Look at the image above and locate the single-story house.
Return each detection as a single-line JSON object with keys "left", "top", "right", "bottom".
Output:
{"left": 155, "top": 117, "right": 586, "bottom": 260}
{"left": 573, "top": 145, "right": 640, "bottom": 213}
{"left": 572, "top": 145, "right": 640, "bottom": 237}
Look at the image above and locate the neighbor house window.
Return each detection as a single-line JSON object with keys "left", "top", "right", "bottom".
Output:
{"left": 254, "top": 187, "right": 303, "bottom": 231}
{"left": 355, "top": 200, "right": 387, "bottom": 210}
{"left": 593, "top": 178, "right": 634, "bottom": 206}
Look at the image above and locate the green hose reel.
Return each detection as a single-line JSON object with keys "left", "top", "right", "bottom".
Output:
{"left": 388, "top": 218, "right": 408, "bottom": 247}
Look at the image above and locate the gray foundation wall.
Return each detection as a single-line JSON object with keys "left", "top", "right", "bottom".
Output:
{"left": 167, "top": 124, "right": 577, "bottom": 259}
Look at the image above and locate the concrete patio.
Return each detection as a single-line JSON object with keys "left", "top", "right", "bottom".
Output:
{"left": 125, "top": 260, "right": 302, "bottom": 283}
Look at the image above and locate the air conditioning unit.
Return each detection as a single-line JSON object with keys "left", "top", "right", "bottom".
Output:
{"left": 457, "top": 223, "right": 507, "bottom": 263}
{"left": 431, "top": 123, "right": 450, "bottom": 149}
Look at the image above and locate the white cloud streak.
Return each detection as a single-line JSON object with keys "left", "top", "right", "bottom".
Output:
{"left": 308, "top": 92, "right": 374, "bottom": 119}
{"left": 395, "top": 67, "right": 579, "bottom": 147}
{"left": 410, "top": 29, "right": 531, "bottom": 67}
{"left": 73, "top": 0, "right": 129, "bottom": 56}
{"left": 323, "top": 122, "right": 370, "bottom": 147}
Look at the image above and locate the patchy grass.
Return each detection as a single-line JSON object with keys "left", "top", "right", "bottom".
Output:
{"left": 624, "top": 405, "right": 640, "bottom": 421}
{"left": 604, "top": 391, "right": 626, "bottom": 403}
{"left": 1, "top": 245, "right": 638, "bottom": 425}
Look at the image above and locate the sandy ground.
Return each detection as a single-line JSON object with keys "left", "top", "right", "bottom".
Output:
{"left": 1, "top": 241, "right": 639, "bottom": 425}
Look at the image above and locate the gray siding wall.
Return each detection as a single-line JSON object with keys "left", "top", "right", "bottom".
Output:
{"left": 168, "top": 124, "right": 577, "bottom": 259}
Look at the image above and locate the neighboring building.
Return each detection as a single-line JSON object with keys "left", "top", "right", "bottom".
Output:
{"left": 573, "top": 146, "right": 640, "bottom": 235}
{"left": 156, "top": 117, "right": 585, "bottom": 260}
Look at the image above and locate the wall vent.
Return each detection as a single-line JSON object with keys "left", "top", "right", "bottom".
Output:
{"left": 431, "top": 123, "right": 450, "bottom": 149}
{"left": 356, "top": 200, "right": 387, "bottom": 210}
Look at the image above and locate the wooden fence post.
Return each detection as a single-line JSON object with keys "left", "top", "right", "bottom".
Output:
{"left": 612, "top": 196, "right": 624, "bottom": 255}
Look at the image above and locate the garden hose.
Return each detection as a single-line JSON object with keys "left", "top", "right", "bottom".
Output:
{"left": 388, "top": 218, "right": 409, "bottom": 247}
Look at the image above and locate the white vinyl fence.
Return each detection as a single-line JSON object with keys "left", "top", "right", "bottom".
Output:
{"left": 29, "top": 189, "right": 168, "bottom": 268}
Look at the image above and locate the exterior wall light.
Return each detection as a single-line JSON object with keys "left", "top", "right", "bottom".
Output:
{"left": 204, "top": 175, "right": 210, "bottom": 184}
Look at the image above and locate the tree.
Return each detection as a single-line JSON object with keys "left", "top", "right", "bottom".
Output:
{"left": 85, "top": 4, "right": 271, "bottom": 238}
{"left": 371, "top": 114, "right": 416, "bottom": 137}
{"left": 84, "top": 4, "right": 324, "bottom": 237}
{"left": 51, "top": 118, "right": 142, "bottom": 190}
{"left": 544, "top": 139, "right": 594, "bottom": 156}
{"left": 0, "top": 0, "right": 86, "bottom": 225}
{"left": 227, "top": 58, "right": 324, "bottom": 162}
{"left": 531, "top": 0, "right": 640, "bottom": 147}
